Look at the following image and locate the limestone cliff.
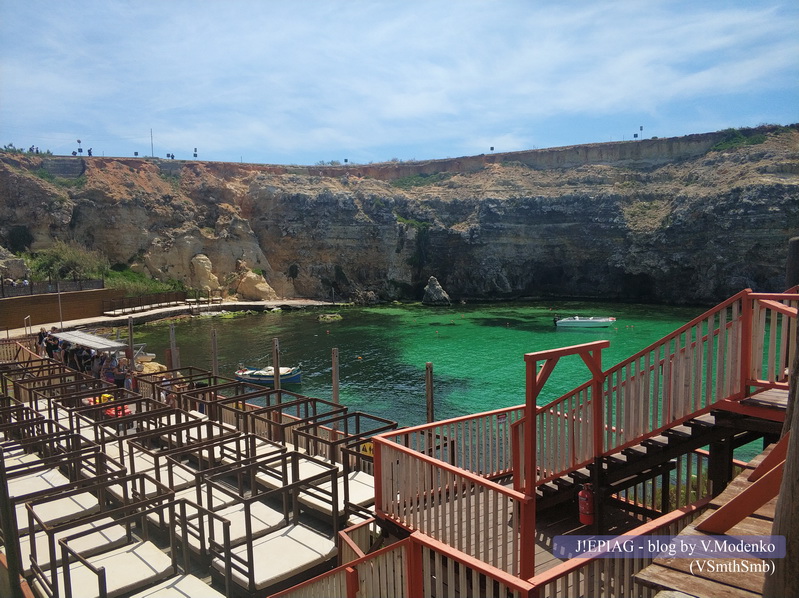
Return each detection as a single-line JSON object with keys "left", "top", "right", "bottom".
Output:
{"left": 1, "top": 126, "right": 797, "bottom": 304}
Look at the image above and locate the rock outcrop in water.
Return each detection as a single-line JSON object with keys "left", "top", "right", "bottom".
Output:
{"left": 422, "top": 276, "right": 451, "bottom": 306}
{"left": 0, "top": 125, "right": 797, "bottom": 304}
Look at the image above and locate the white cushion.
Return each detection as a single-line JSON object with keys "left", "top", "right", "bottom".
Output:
{"left": 7, "top": 467, "right": 69, "bottom": 497}
{"left": 297, "top": 470, "right": 375, "bottom": 517}
{"left": 33, "top": 540, "right": 173, "bottom": 598}
{"left": 17, "top": 517, "right": 127, "bottom": 575}
{"left": 184, "top": 501, "right": 285, "bottom": 553}
{"left": 213, "top": 525, "right": 337, "bottom": 590}
{"left": 16, "top": 491, "right": 99, "bottom": 535}
{"left": 127, "top": 574, "right": 226, "bottom": 598}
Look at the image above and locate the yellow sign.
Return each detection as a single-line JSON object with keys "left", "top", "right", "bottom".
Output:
{"left": 360, "top": 441, "right": 374, "bottom": 457}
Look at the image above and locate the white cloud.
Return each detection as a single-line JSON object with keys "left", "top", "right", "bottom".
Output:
{"left": 1, "top": 1, "right": 796, "bottom": 163}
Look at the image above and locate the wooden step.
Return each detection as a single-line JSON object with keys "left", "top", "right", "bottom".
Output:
{"left": 603, "top": 451, "right": 628, "bottom": 465}
{"left": 553, "top": 477, "right": 576, "bottom": 490}
{"left": 539, "top": 481, "right": 560, "bottom": 496}
{"left": 686, "top": 413, "right": 716, "bottom": 429}
{"left": 642, "top": 435, "right": 668, "bottom": 451}
{"left": 664, "top": 425, "right": 692, "bottom": 440}
{"left": 569, "top": 468, "right": 591, "bottom": 483}
{"left": 621, "top": 445, "right": 647, "bottom": 459}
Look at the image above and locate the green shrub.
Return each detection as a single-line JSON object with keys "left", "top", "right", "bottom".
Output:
{"left": 390, "top": 172, "right": 452, "bottom": 189}
{"left": 711, "top": 128, "right": 767, "bottom": 151}
{"left": 104, "top": 266, "right": 184, "bottom": 296}
{"left": 32, "top": 168, "right": 86, "bottom": 189}
{"left": 396, "top": 215, "right": 431, "bottom": 230}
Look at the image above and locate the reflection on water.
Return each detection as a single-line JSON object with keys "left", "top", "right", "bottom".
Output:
{"left": 133, "top": 300, "right": 705, "bottom": 428}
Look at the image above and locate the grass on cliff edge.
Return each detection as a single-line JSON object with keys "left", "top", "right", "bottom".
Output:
{"left": 390, "top": 172, "right": 452, "bottom": 189}
{"left": 105, "top": 266, "right": 184, "bottom": 296}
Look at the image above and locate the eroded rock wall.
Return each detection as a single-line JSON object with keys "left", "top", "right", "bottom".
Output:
{"left": 1, "top": 126, "right": 796, "bottom": 304}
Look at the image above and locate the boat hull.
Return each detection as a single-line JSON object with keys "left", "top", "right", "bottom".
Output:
{"left": 235, "top": 366, "right": 302, "bottom": 384}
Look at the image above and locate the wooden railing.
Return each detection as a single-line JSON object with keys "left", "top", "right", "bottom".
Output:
{"left": 749, "top": 292, "right": 798, "bottom": 388}
{"left": 0, "top": 338, "right": 37, "bottom": 363}
{"left": 611, "top": 449, "right": 746, "bottom": 519}
{"left": 529, "top": 498, "right": 710, "bottom": 598}
{"left": 381, "top": 406, "right": 525, "bottom": 479}
{"left": 534, "top": 380, "right": 595, "bottom": 484}
{"left": 274, "top": 498, "right": 709, "bottom": 598}
{"left": 271, "top": 531, "right": 535, "bottom": 598}
{"left": 101, "top": 290, "right": 187, "bottom": 315}
{"left": 375, "top": 437, "right": 528, "bottom": 576}
{"left": 597, "top": 290, "right": 747, "bottom": 457}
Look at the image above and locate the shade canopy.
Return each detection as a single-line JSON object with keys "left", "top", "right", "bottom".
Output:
{"left": 52, "top": 330, "right": 128, "bottom": 352}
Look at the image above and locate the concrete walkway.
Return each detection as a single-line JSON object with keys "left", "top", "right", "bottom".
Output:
{"left": 3, "top": 298, "right": 338, "bottom": 340}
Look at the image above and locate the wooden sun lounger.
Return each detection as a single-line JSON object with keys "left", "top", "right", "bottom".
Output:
{"left": 212, "top": 523, "right": 337, "bottom": 594}
{"left": 17, "top": 516, "right": 128, "bottom": 575}
{"left": 30, "top": 501, "right": 186, "bottom": 598}
{"left": 146, "top": 484, "right": 239, "bottom": 528}
{"left": 15, "top": 490, "right": 99, "bottom": 535}
{"left": 127, "top": 574, "right": 226, "bottom": 597}
{"left": 183, "top": 501, "right": 286, "bottom": 554}
{"left": 33, "top": 540, "right": 175, "bottom": 598}
{"left": 253, "top": 453, "right": 375, "bottom": 518}
{"left": 297, "top": 469, "right": 376, "bottom": 518}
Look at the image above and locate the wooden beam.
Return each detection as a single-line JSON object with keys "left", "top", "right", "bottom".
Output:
{"left": 696, "top": 461, "right": 784, "bottom": 534}
{"left": 756, "top": 299, "right": 798, "bottom": 318}
{"left": 535, "top": 359, "right": 558, "bottom": 395}
{"left": 748, "top": 432, "right": 790, "bottom": 482}
{"left": 523, "top": 340, "right": 610, "bottom": 363}
{"left": 580, "top": 348, "right": 604, "bottom": 380}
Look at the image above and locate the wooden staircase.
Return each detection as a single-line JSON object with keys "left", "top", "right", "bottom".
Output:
{"left": 535, "top": 411, "right": 765, "bottom": 514}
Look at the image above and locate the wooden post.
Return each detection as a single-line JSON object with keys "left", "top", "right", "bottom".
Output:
{"left": 708, "top": 438, "right": 733, "bottom": 496}
{"left": 740, "top": 291, "right": 754, "bottom": 397}
{"left": 331, "top": 348, "right": 339, "bottom": 437}
{"left": 588, "top": 346, "right": 605, "bottom": 533}
{"left": 0, "top": 451, "right": 25, "bottom": 598}
{"left": 405, "top": 535, "right": 425, "bottom": 598}
{"left": 272, "top": 337, "right": 281, "bottom": 398}
{"left": 518, "top": 497, "right": 536, "bottom": 580}
{"left": 210, "top": 328, "right": 219, "bottom": 376}
{"left": 522, "top": 355, "right": 538, "bottom": 577}
{"left": 127, "top": 316, "right": 136, "bottom": 360}
{"left": 169, "top": 323, "right": 180, "bottom": 369}
{"left": 523, "top": 356, "right": 538, "bottom": 497}
{"left": 425, "top": 362, "right": 434, "bottom": 423}
{"left": 332, "top": 348, "right": 340, "bottom": 406}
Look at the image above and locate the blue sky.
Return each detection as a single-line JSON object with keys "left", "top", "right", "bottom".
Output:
{"left": 1, "top": 1, "right": 797, "bottom": 166}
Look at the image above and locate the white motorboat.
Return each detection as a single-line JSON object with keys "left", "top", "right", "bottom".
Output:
{"left": 554, "top": 316, "right": 616, "bottom": 328}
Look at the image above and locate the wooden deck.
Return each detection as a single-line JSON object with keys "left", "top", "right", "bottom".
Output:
{"left": 740, "top": 388, "right": 789, "bottom": 411}
{"left": 533, "top": 503, "right": 647, "bottom": 575}
{"left": 635, "top": 446, "right": 779, "bottom": 598}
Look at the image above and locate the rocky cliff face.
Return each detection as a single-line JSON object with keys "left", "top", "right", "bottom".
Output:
{"left": 1, "top": 126, "right": 797, "bottom": 304}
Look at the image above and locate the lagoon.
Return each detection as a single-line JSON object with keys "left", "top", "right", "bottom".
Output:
{"left": 133, "top": 299, "right": 706, "bottom": 428}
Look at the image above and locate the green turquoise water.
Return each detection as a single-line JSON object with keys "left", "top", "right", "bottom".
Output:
{"left": 132, "top": 300, "right": 706, "bottom": 428}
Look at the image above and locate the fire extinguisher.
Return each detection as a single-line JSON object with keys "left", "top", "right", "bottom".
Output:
{"left": 578, "top": 483, "right": 594, "bottom": 525}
